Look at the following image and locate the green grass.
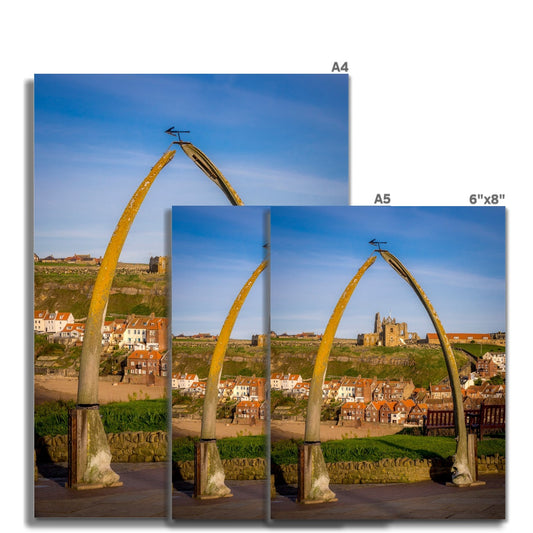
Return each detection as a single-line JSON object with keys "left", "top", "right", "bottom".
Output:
{"left": 271, "top": 434, "right": 505, "bottom": 465}
{"left": 34, "top": 269, "right": 97, "bottom": 284}
{"left": 34, "top": 399, "right": 167, "bottom": 437}
{"left": 172, "top": 435, "right": 266, "bottom": 463}
{"left": 34, "top": 400, "right": 75, "bottom": 437}
{"left": 453, "top": 343, "right": 505, "bottom": 358}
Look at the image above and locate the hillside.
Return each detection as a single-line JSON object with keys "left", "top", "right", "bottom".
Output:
{"left": 34, "top": 262, "right": 168, "bottom": 319}
{"left": 271, "top": 340, "right": 472, "bottom": 389}
{"left": 172, "top": 339, "right": 266, "bottom": 378}
{"left": 170, "top": 339, "right": 472, "bottom": 386}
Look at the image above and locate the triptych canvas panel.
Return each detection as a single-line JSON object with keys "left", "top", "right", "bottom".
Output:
{"left": 33, "top": 74, "right": 505, "bottom": 521}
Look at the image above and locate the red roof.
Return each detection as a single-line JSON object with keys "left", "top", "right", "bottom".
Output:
{"left": 341, "top": 402, "right": 366, "bottom": 410}
{"left": 128, "top": 350, "right": 163, "bottom": 360}
{"left": 427, "top": 333, "right": 491, "bottom": 340}
{"left": 237, "top": 400, "right": 262, "bottom": 408}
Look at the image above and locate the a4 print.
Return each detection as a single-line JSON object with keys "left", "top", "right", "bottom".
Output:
{"left": 33, "top": 73, "right": 348, "bottom": 518}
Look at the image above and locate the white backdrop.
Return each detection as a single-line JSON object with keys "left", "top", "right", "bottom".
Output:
{"left": 3, "top": 1, "right": 531, "bottom": 531}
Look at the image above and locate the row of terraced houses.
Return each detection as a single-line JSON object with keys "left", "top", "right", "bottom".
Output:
{"left": 172, "top": 374, "right": 267, "bottom": 424}
{"left": 271, "top": 363, "right": 505, "bottom": 427}
{"left": 34, "top": 309, "right": 169, "bottom": 378}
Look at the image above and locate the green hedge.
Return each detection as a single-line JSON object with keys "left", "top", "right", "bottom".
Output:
{"left": 271, "top": 435, "right": 505, "bottom": 465}
{"left": 34, "top": 399, "right": 167, "bottom": 437}
{"left": 172, "top": 435, "right": 266, "bottom": 463}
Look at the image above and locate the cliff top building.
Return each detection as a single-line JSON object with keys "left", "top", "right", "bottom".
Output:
{"left": 357, "top": 312, "right": 419, "bottom": 347}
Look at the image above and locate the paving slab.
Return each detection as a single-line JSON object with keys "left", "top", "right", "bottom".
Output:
{"left": 172, "top": 480, "right": 268, "bottom": 521}
{"left": 271, "top": 474, "right": 505, "bottom": 521}
{"left": 34, "top": 462, "right": 168, "bottom": 518}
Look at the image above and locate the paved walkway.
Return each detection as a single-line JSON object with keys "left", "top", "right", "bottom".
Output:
{"left": 172, "top": 480, "right": 268, "bottom": 520}
{"left": 34, "top": 465, "right": 505, "bottom": 521}
{"left": 34, "top": 462, "right": 168, "bottom": 518}
{"left": 271, "top": 474, "right": 505, "bottom": 521}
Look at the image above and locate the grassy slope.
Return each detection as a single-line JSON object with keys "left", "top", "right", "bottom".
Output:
{"left": 172, "top": 340, "right": 266, "bottom": 378}
{"left": 453, "top": 343, "right": 505, "bottom": 358}
{"left": 34, "top": 263, "right": 167, "bottom": 318}
{"left": 172, "top": 340, "right": 471, "bottom": 386}
{"left": 271, "top": 342, "right": 471, "bottom": 388}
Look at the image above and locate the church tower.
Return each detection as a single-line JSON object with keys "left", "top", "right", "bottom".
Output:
{"left": 374, "top": 312, "right": 381, "bottom": 334}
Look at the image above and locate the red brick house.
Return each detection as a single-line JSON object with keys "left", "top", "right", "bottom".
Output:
{"left": 476, "top": 358, "right": 499, "bottom": 379}
{"left": 393, "top": 399, "right": 416, "bottom": 424}
{"left": 378, "top": 401, "right": 397, "bottom": 424}
{"left": 425, "top": 397, "right": 454, "bottom": 411}
{"left": 125, "top": 350, "right": 165, "bottom": 376}
{"left": 248, "top": 377, "right": 266, "bottom": 401}
{"left": 340, "top": 402, "right": 366, "bottom": 426}
{"left": 366, "top": 401, "right": 388, "bottom": 423}
{"left": 407, "top": 402, "right": 428, "bottom": 425}
{"left": 146, "top": 316, "right": 168, "bottom": 351}
{"left": 429, "top": 384, "right": 452, "bottom": 400}
{"left": 235, "top": 400, "right": 265, "bottom": 424}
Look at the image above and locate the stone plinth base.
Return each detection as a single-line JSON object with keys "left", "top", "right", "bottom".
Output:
{"left": 297, "top": 442, "right": 337, "bottom": 504}
{"left": 68, "top": 406, "right": 121, "bottom": 489}
{"left": 449, "top": 434, "right": 486, "bottom": 487}
{"left": 194, "top": 439, "right": 232, "bottom": 499}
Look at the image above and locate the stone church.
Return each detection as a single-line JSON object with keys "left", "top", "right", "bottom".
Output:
{"left": 357, "top": 312, "right": 419, "bottom": 347}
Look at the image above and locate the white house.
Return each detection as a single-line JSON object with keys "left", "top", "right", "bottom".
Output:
{"left": 122, "top": 317, "right": 148, "bottom": 348}
{"left": 34, "top": 310, "right": 47, "bottom": 333}
{"left": 60, "top": 323, "right": 85, "bottom": 342}
{"left": 43, "top": 310, "right": 75, "bottom": 334}
{"left": 172, "top": 373, "right": 199, "bottom": 390}
{"left": 270, "top": 372, "right": 283, "bottom": 390}
{"left": 281, "top": 374, "right": 302, "bottom": 391}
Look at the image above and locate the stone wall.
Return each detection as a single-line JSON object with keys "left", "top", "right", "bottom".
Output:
{"left": 36, "top": 430, "right": 503, "bottom": 485}
{"left": 272, "top": 455, "right": 505, "bottom": 485}
{"left": 173, "top": 458, "right": 267, "bottom": 481}
{"left": 35, "top": 431, "right": 168, "bottom": 463}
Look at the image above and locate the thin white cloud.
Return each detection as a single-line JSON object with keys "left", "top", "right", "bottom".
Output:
{"left": 226, "top": 163, "right": 346, "bottom": 201}
{"left": 408, "top": 264, "right": 505, "bottom": 291}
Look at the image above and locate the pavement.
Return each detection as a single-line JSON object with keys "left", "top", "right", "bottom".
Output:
{"left": 172, "top": 480, "right": 268, "bottom": 520}
{"left": 34, "top": 464, "right": 504, "bottom": 522}
{"left": 34, "top": 462, "right": 168, "bottom": 518}
{"left": 271, "top": 474, "right": 505, "bottom": 521}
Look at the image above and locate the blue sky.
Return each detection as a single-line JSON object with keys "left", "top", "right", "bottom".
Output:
{"left": 34, "top": 74, "right": 348, "bottom": 262}
{"left": 271, "top": 207, "right": 506, "bottom": 338}
{"left": 172, "top": 206, "right": 267, "bottom": 339}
